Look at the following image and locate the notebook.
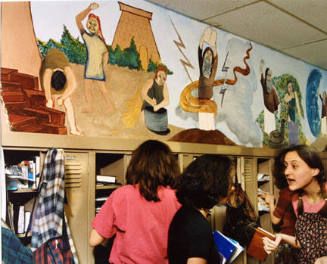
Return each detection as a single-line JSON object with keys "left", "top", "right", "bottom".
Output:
{"left": 213, "top": 230, "right": 244, "bottom": 263}
{"left": 246, "top": 227, "right": 275, "bottom": 262}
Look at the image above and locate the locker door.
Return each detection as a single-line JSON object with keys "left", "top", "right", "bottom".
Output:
{"left": 65, "top": 151, "right": 92, "bottom": 264}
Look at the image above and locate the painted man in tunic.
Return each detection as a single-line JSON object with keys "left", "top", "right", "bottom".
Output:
{"left": 40, "top": 48, "right": 81, "bottom": 135}
{"left": 76, "top": 2, "right": 115, "bottom": 113}
{"left": 260, "top": 60, "right": 280, "bottom": 134}
{"left": 198, "top": 27, "right": 218, "bottom": 100}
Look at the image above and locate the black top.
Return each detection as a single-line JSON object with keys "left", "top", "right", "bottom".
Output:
{"left": 141, "top": 80, "right": 164, "bottom": 110}
{"left": 168, "top": 205, "right": 220, "bottom": 264}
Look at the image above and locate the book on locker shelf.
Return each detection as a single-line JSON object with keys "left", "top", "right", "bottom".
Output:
{"left": 20, "top": 162, "right": 29, "bottom": 189}
{"left": 6, "top": 157, "right": 41, "bottom": 191}
{"left": 35, "top": 156, "right": 41, "bottom": 189}
{"left": 96, "top": 175, "right": 116, "bottom": 184}
{"left": 26, "top": 161, "right": 36, "bottom": 189}
{"left": 11, "top": 205, "right": 32, "bottom": 236}
{"left": 24, "top": 211, "right": 31, "bottom": 233}
{"left": 7, "top": 202, "right": 15, "bottom": 232}
{"left": 17, "top": 205, "right": 25, "bottom": 234}
{"left": 6, "top": 165, "right": 33, "bottom": 191}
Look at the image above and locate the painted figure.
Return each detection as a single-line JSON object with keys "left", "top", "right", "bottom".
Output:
{"left": 284, "top": 80, "right": 302, "bottom": 145}
{"left": 76, "top": 2, "right": 115, "bottom": 113}
{"left": 141, "top": 65, "right": 170, "bottom": 135}
{"left": 306, "top": 69, "right": 322, "bottom": 137}
{"left": 198, "top": 27, "right": 218, "bottom": 100}
{"left": 319, "top": 91, "right": 327, "bottom": 134}
{"left": 40, "top": 48, "right": 81, "bottom": 135}
{"left": 259, "top": 60, "right": 280, "bottom": 134}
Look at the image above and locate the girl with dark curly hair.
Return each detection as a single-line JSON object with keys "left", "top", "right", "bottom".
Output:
{"left": 263, "top": 145, "right": 327, "bottom": 264}
{"left": 168, "top": 154, "right": 234, "bottom": 264}
{"left": 261, "top": 149, "right": 297, "bottom": 263}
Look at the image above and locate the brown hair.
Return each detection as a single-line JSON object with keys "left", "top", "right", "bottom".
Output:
{"left": 88, "top": 13, "right": 105, "bottom": 43}
{"left": 155, "top": 65, "right": 168, "bottom": 79}
{"left": 279, "top": 145, "right": 326, "bottom": 198}
{"left": 126, "top": 140, "right": 180, "bottom": 201}
{"left": 176, "top": 154, "right": 232, "bottom": 209}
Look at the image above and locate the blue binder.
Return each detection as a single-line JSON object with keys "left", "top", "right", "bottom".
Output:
{"left": 213, "top": 230, "right": 236, "bottom": 261}
{"left": 213, "top": 230, "right": 244, "bottom": 263}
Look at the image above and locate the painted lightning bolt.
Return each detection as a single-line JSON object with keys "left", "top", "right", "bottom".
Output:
{"left": 220, "top": 51, "right": 229, "bottom": 107}
{"left": 170, "top": 17, "right": 194, "bottom": 82}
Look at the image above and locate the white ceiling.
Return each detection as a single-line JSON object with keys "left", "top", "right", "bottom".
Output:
{"left": 145, "top": 0, "right": 327, "bottom": 70}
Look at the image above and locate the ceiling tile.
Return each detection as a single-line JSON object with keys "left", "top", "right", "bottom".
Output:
{"left": 145, "top": 0, "right": 256, "bottom": 20}
{"left": 268, "top": 0, "right": 327, "bottom": 32}
{"left": 144, "top": 0, "right": 170, "bottom": 8}
{"left": 204, "top": 1, "right": 326, "bottom": 49}
{"left": 282, "top": 40, "right": 327, "bottom": 70}
{"left": 145, "top": 0, "right": 327, "bottom": 70}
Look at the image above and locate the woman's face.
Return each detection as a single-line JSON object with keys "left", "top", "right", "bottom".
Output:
{"left": 204, "top": 50, "right": 212, "bottom": 64}
{"left": 87, "top": 18, "right": 99, "bottom": 34}
{"left": 156, "top": 70, "right": 167, "bottom": 86}
{"left": 284, "top": 151, "right": 319, "bottom": 191}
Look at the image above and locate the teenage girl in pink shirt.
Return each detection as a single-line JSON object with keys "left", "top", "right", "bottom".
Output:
{"left": 263, "top": 145, "right": 327, "bottom": 264}
{"left": 89, "top": 140, "right": 181, "bottom": 264}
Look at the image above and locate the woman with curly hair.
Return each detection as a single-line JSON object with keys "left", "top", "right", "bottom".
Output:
{"left": 263, "top": 145, "right": 327, "bottom": 264}
{"left": 168, "top": 154, "right": 234, "bottom": 264}
{"left": 89, "top": 140, "right": 181, "bottom": 264}
{"left": 261, "top": 149, "right": 297, "bottom": 263}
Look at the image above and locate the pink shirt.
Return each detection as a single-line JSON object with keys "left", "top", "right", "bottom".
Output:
{"left": 92, "top": 185, "right": 181, "bottom": 264}
{"left": 292, "top": 183, "right": 327, "bottom": 217}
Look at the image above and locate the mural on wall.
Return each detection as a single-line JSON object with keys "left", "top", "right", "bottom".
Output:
{"left": 306, "top": 69, "right": 323, "bottom": 136}
{"left": 256, "top": 68, "right": 306, "bottom": 147}
{"left": 179, "top": 27, "right": 252, "bottom": 133}
{"left": 75, "top": 3, "right": 116, "bottom": 115}
{"left": 40, "top": 48, "right": 81, "bottom": 135}
{"left": 1, "top": 0, "right": 327, "bottom": 148}
{"left": 259, "top": 60, "right": 280, "bottom": 137}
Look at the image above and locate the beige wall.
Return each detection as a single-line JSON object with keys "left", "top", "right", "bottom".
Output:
{"left": 1, "top": 2, "right": 41, "bottom": 77}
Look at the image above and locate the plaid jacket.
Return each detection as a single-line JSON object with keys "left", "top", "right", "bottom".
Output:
{"left": 31, "top": 148, "right": 65, "bottom": 250}
{"left": 32, "top": 216, "right": 79, "bottom": 264}
{"left": 33, "top": 214, "right": 78, "bottom": 264}
{"left": 31, "top": 149, "right": 79, "bottom": 263}
{"left": 2, "top": 227, "right": 34, "bottom": 264}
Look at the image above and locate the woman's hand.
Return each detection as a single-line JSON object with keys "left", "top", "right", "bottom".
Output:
{"left": 56, "top": 97, "right": 64, "bottom": 106}
{"left": 46, "top": 99, "right": 53, "bottom": 108}
{"left": 261, "top": 192, "right": 274, "bottom": 207}
{"left": 89, "top": 228, "right": 104, "bottom": 247}
{"left": 89, "top": 2, "right": 99, "bottom": 10}
{"left": 154, "top": 102, "right": 164, "bottom": 112}
{"left": 262, "top": 233, "right": 282, "bottom": 254}
{"left": 315, "top": 256, "right": 327, "bottom": 264}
